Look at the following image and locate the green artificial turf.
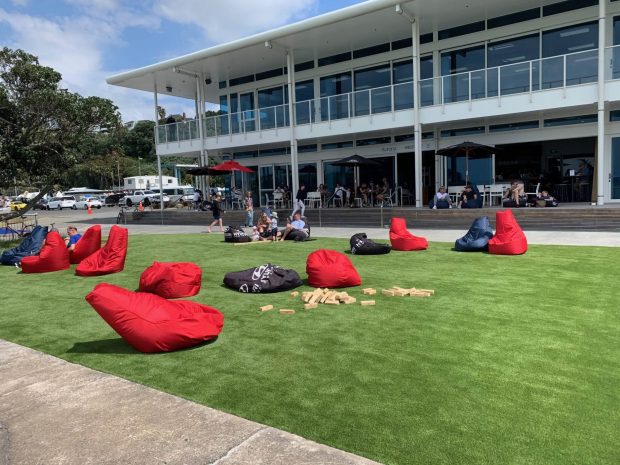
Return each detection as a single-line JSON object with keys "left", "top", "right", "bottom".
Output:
{"left": 1, "top": 235, "right": 619, "bottom": 465}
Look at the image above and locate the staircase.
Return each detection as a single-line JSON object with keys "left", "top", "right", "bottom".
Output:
{"left": 124, "top": 205, "right": 620, "bottom": 231}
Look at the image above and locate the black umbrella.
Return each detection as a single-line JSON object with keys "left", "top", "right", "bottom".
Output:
{"left": 187, "top": 166, "right": 225, "bottom": 176}
{"left": 436, "top": 141, "right": 501, "bottom": 184}
{"left": 331, "top": 154, "right": 381, "bottom": 190}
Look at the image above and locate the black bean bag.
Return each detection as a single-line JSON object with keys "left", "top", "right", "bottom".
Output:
{"left": 223, "top": 264, "right": 302, "bottom": 293}
{"left": 1, "top": 225, "right": 48, "bottom": 266}
{"left": 454, "top": 216, "right": 494, "bottom": 252}
{"left": 224, "top": 226, "right": 251, "bottom": 243}
{"left": 350, "top": 233, "right": 391, "bottom": 255}
{"left": 283, "top": 217, "right": 311, "bottom": 241}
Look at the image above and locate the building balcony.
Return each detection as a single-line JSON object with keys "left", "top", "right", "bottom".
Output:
{"left": 154, "top": 46, "right": 620, "bottom": 155}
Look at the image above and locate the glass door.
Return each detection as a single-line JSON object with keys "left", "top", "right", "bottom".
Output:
{"left": 240, "top": 92, "right": 255, "bottom": 132}
{"left": 243, "top": 167, "right": 259, "bottom": 207}
{"left": 612, "top": 138, "right": 620, "bottom": 199}
{"left": 259, "top": 165, "right": 274, "bottom": 206}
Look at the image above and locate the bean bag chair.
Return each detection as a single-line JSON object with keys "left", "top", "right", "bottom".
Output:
{"left": 0, "top": 225, "right": 48, "bottom": 266}
{"left": 283, "top": 217, "right": 311, "bottom": 241}
{"left": 69, "top": 225, "right": 102, "bottom": 264}
{"left": 224, "top": 226, "right": 251, "bottom": 243}
{"left": 389, "top": 218, "right": 428, "bottom": 251}
{"left": 86, "top": 283, "right": 224, "bottom": 353}
{"left": 454, "top": 216, "right": 494, "bottom": 252}
{"left": 223, "top": 264, "right": 302, "bottom": 293}
{"left": 306, "top": 249, "right": 361, "bottom": 288}
{"left": 21, "top": 231, "right": 70, "bottom": 273}
{"left": 488, "top": 210, "right": 528, "bottom": 255}
{"left": 139, "top": 262, "right": 202, "bottom": 299}
{"left": 76, "top": 225, "right": 128, "bottom": 276}
{"left": 350, "top": 233, "right": 391, "bottom": 255}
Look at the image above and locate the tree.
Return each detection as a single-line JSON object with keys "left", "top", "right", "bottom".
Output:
{"left": 121, "top": 120, "right": 156, "bottom": 160}
{"left": 0, "top": 47, "right": 121, "bottom": 219}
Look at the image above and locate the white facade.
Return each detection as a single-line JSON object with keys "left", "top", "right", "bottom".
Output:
{"left": 123, "top": 176, "right": 178, "bottom": 190}
{"left": 108, "top": 0, "right": 620, "bottom": 206}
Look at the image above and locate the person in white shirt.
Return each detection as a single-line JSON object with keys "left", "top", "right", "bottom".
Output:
{"left": 431, "top": 186, "right": 453, "bottom": 209}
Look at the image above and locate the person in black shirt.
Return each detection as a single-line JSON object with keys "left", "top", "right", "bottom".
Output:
{"left": 207, "top": 194, "right": 225, "bottom": 233}
{"left": 291, "top": 184, "right": 307, "bottom": 217}
{"left": 458, "top": 185, "right": 478, "bottom": 209}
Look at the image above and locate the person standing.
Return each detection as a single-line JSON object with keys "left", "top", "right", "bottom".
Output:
{"left": 207, "top": 194, "right": 225, "bottom": 233}
{"left": 244, "top": 191, "right": 254, "bottom": 227}
{"left": 291, "top": 184, "right": 307, "bottom": 217}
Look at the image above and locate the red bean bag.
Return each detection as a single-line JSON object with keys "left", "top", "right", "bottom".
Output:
{"left": 306, "top": 249, "right": 361, "bottom": 288}
{"left": 389, "top": 217, "right": 428, "bottom": 251}
{"left": 69, "top": 225, "right": 102, "bottom": 264}
{"left": 139, "top": 262, "right": 202, "bottom": 298}
{"left": 85, "top": 283, "right": 224, "bottom": 353}
{"left": 76, "top": 225, "right": 128, "bottom": 276}
{"left": 488, "top": 210, "right": 528, "bottom": 255}
{"left": 21, "top": 231, "right": 70, "bottom": 273}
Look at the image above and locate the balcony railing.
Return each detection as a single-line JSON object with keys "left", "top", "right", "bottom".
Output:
{"left": 155, "top": 47, "right": 619, "bottom": 145}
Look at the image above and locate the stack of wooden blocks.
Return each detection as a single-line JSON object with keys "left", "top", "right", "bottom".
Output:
{"left": 381, "top": 287, "right": 434, "bottom": 297}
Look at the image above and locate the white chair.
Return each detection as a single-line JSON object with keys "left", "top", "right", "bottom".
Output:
{"left": 447, "top": 186, "right": 464, "bottom": 204}
{"left": 524, "top": 182, "right": 541, "bottom": 205}
{"left": 476, "top": 185, "right": 487, "bottom": 207}
{"left": 273, "top": 191, "right": 285, "bottom": 209}
{"left": 488, "top": 185, "right": 505, "bottom": 206}
{"left": 264, "top": 193, "right": 274, "bottom": 209}
{"left": 381, "top": 189, "right": 396, "bottom": 207}
{"left": 305, "top": 191, "right": 322, "bottom": 208}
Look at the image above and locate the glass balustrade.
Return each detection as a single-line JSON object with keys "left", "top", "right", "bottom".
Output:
{"left": 156, "top": 48, "right": 618, "bottom": 144}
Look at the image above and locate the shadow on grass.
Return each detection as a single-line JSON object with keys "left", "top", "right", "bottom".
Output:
{"left": 68, "top": 336, "right": 220, "bottom": 355}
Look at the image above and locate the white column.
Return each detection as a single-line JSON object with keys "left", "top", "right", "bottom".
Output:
{"left": 197, "top": 74, "right": 208, "bottom": 194}
{"left": 287, "top": 50, "right": 299, "bottom": 195}
{"left": 412, "top": 19, "right": 423, "bottom": 207}
{"left": 153, "top": 75, "right": 164, "bottom": 224}
{"left": 596, "top": 0, "right": 606, "bottom": 205}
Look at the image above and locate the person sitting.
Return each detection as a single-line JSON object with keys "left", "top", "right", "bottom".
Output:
{"left": 503, "top": 180, "right": 525, "bottom": 207}
{"left": 358, "top": 183, "right": 369, "bottom": 206}
{"left": 333, "top": 184, "right": 345, "bottom": 207}
{"left": 254, "top": 211, "right": 272, "bottom": 241}
{"left": 458, "top": 185, "right": 478, "bottom": 209}
{"left": 375, "top": 177, "right": 390, "bottom": 205}
{"left": 430, "top": 186, "right": 453, "bottom": 209}
{"left": 280, "top": 212, "right": 306, "bottom": 241}
{"left": 318, "top": 184, "right": 328, "bottom": 206}
{"left": 64, "top": 226, "right": 82, "bottom": 251}
{"left": 535, "top": 190, "right": 559, "bottom": 207}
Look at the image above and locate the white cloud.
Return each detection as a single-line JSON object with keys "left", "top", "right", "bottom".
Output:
{"left": 9, "top": 0, "right": 28, "bottom": 6}
{"left": 154, "top": 0, "right": 317, "bottom": 43}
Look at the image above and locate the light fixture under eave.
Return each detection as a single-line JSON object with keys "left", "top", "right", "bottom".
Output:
{"left": 264, "top": 40, "right": 272, "bottom": 49}
{"left": 165, "top": 85, "right": 172, "bottom": 92}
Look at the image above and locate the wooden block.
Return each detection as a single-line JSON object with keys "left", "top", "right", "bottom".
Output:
{"left": 325, "top": 299, "right": 340, "bottom": 305}
{"left": 410, "top": 291, "right": 431, "bottom": 298}
{"left": 393, "top": 290, "right": 409, "bottom": 297}
{"left": 320, "top": 290, "right": 335, "bottom": 303}
{"left": 343, "top": 297, "right": 357, "bottom": 304}
{"left": 362, "top": 288, "right": 376, "bottom": 295}
{"left": 259, "top": 305, "right": 273, "bottom": 312}
{"left": 360, "top": 300, "right": 375, "bottom": 306}
{"left": 304, "top": 303, "right": 318, "bottom": 310}
{"left": 279, "top": 309, "right": 296, "bottom": 314}
{"left": 308, "top": 289, "right": 323, "bottom": 304}
{"left": 382, "top": 289, "right": 395, "bottom": 297}
{"left": 290, "top": 291, "right": 299, "bottom": 297}
{"left": 302, "top": 292, "right": 312, "bottom": 302}
{"left": 417, "top": 288, "right": 435, "bottom": 295}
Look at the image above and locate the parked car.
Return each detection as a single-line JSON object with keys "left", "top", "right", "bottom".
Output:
{"left": 75, "top": 197, "right": 103, "bottom": 210}
{"left": 104, "top": 193, "right": 126, "bottom": 207}
{"left": 120, "top": 190, "right": 157, "bottom": 207}
{"left": 9, "top": 200, "right": 27, "bottom": 211}
{"left": 47, "top": 196, "right": 77, "bottom": 210}
{"left": 32, "top": 198, "right": 49, "bottom": 210}
{"left": 149, "top": 194, "right": 171, "bottom": 208}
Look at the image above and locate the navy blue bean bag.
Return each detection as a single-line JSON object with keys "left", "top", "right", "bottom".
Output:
{"left": 1, "top": 225, "right": 49, "bottom": 265}
{"left": 454, "top": 216, "right": 493, "bottom": 252}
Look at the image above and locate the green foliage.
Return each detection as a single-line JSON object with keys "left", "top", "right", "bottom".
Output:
{"left": 0, "top": 235, "right": 618, "bottom": 465}
{"left": 0, "top": 47, "right": 121, "bottom": 210}
{"left": 121, "top": 120, "right": 155, "bottom": 160}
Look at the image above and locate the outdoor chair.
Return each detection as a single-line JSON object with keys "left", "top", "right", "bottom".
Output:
{"left": 305, "top": 191, "right": 322, "bottom": 208}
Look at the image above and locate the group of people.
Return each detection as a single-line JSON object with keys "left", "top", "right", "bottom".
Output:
{"left": 251, "top": 210, "right": 307, "bottom": 241}
{"left": 431, "top": 180, "right": 559, "bottom": 209}
{"left": 0, "top": 195, "right": 12, "bottom": 209}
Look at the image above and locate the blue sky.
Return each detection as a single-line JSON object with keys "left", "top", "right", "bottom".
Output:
{"left": 0, "top": 0, "right": 361, "bottom": 121}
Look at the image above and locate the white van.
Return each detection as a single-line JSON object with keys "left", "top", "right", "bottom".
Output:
{"left": 47, "top": 196, "right": 77, "bottom": 210}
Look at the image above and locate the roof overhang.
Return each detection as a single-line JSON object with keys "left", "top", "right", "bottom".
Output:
{"left": 106, "top": 0, "right": 563, "bottom": 102}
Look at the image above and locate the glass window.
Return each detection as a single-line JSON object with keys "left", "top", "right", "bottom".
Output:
{"left": 542, "top": 22, "right": 598, "bottom": 89}
{"left": 323, "top": 163, "right": 354, "bottom": 191}
{"left": 322, "top": 141, "right": 353, "bottom": 150}
{"left": 613, "top": 17, "right": 620, "bottom": 78}
{"left": 318, "top": 51, "right": 351, "bottom": 67}
{"left": 230, "top": 94, "right": 239, "bottom": 134}
{"left": 298, "top": 163, "right": 317, "bottom": 191}
{"left": 259, "top": 166, "right": 274, "bottom": 197}
{"left": 357, "top": 136, "right": 391, "bottom": 146}
{"left": 298, "top": 144, "right": 317, "bottom": 153}
{"left": 295, "top": 79, "right": 314, "bottom": 125}
{"left": 440, "top": 126, "right": 485, "bottom": 137}
{"left": 320, "top": 72, "right": 352, "bottom": 121}
{"left": 420, "top": 56, "right": 434, "bottom": 106}
{"left": 354, "top": 64, "right": 391, "bottom": 116}
{"left": 438, "top": 21, "right": 485, "bottom": 41}
{"left": 489, "top": 121, "right": 539, "bottom": 132}
{"left": 487, "top": 8, "right": 540, "bottom": 29}
{"left": 446, "top": 155, "right": 492, "bottom": 186}
{"left": 395, "top": 133, "right": 415, "bottom": 142}
{"left": 543, "top": 0, "right": 597, "bottom": 17}
{"left": 258, "top": 86, "right": 286, "bottom": 129}
{"left": 353, "top": 43, "right": 390, "bottom": 59}
{"left": 240, "top": 92, "right": 255, "bottom": 132}
{"left": 274, "top": 165, "right": 288, "bottom": 189}
{"left": 295, "top": 60, "right": 314, "bottom": 72}
{"left": 441, "top": 45, "right": 485, "bottom": 102}
{"left": 543, "top": 114, "right": 597, "bottom": 127}
{"left": 217, "top": 95, "right": 229, "bottom": 136}
{"left": 612, "top": 137, "right": 620, "bottom": 199}
{"left": 393, "top": 59, "right": 413, "bottom": 110}
{"left": 487, "top": 34, "right": 539, "bottom": 97}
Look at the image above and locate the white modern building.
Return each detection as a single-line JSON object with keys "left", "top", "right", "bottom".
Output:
{"left": 107, "top": 0, "right": 620, "bottom": 207}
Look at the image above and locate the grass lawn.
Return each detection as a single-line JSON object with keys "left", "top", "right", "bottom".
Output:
{"left": 0, "top": 234, "right": 619, "bottom": 465}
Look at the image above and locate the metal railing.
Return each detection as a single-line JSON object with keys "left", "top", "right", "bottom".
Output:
{"left": 155, "top": 47, "right": 620, "bottom": 144}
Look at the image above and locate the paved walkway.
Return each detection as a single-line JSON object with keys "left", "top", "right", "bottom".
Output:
{"left": 3, "top": 208, "right": 620, "bottom": 465}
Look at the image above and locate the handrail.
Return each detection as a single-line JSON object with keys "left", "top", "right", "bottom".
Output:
{"left": 154, "top": 47, "right": 615, "bottom": 144}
